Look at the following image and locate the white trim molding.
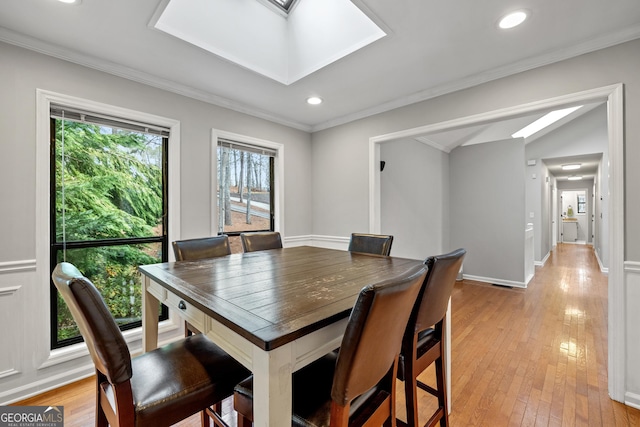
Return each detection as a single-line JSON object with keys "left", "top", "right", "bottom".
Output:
{"left": 33, "top": 89, "right": 181, "bottom": 372}
{"left": 0, "top": 260, "right": 36, "bottom": 275}
{"left": 462, "top": 275, "right": 527, "bottom": 289}
{"left": 624, "top": 261, "right": 640, "bottom": 409}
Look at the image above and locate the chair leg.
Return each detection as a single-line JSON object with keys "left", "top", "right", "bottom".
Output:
{"left": 95, "top": 399, "right": 108, "bottom": 427}
{"left": 201, "top": 410, "right": 211, "bottom": 427}
{"left": 404, "top": 372, "right": 420, "bottom": 427}
{"left": 434, "top": 357, "right": 448, "bottom": 427}
{"left": 237, "top": 413, "right": 252, "bottom": 427}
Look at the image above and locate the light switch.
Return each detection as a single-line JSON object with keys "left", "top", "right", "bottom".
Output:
{"left": 530, "top": 212, "right": 535, "bottom": 218}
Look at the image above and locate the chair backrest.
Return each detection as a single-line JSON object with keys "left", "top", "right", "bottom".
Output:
{"left": 347, "top": 233, "right": 394, "bottom": 256}
{"left": 172, "top": 235, "right": 231, "bottom": 261}
{"left": 240, "top": 231, "right": 283, "bottom": 252}
{"left": 52, "top": 262, "right": 132, "bottom": 385}
{"left": 410, "top": 248, "right": 466, "bottom": 334}
{"left": 331, "top": 264, "right": 427, "bottom": 406}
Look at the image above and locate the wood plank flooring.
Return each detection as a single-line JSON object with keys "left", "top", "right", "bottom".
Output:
{"left": 13, "top": 243, "right": 640, "bottom": 426}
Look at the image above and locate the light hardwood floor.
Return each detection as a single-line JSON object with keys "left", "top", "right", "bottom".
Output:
{"left": 13, "top": 243, "right": 640, "bottom": 426}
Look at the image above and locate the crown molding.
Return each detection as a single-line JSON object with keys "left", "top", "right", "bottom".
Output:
{"left": 0, "top": 27, "right": 313, "bottom": 133}
{"left": 2, "top": 22, "right": 639, "bottom": 135}
{"left": 310, "top": 23, "right": 640, "bottom": 132}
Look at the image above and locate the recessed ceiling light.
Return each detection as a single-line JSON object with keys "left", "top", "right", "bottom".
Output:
{"left": 498, "top": 11, "right": 528, "bottom": 29}
{"left": 306, "top": 97, "right": 322, "bottom": 105}
{"left": 58, "top": 0, "right": 81, "bottom": 3}
{"left": 568, "top": 176, "right": 583, "bottom": 181}
{"left": 562, "top": 164, "right": 581, "bottom": 171}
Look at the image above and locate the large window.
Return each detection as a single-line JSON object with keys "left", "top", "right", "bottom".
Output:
{"left": 217, "top": 139, "right": 275, "bottom": 251}
{"left": 50, "top": 105, "right": 169, "bottom": 348}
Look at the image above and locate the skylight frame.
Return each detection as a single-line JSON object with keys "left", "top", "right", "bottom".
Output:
{"left": 267, "top": 0, "right": 298, "bottom": 14}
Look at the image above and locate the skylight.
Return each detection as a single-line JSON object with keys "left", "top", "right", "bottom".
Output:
{"left": 153, "top": 0, "right": 386, "bottom": 85}
{"left": 267, "top": 0, "right": 297, "bottom": 13}
{"left": 512, "top": 106, "right": 583, "bottom": 139}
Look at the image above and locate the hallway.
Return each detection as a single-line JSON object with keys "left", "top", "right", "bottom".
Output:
{"left": 438, "top": 243, "right": 639, "bottom": 425}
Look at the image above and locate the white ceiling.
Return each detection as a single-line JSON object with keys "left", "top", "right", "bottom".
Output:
{"left": 1, "top": 0, "right": 639, "bottom": 133}
{"left": 153, "top": 0, "right": 386, "bottom": 85}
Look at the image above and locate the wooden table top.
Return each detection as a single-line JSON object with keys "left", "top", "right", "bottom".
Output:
{"left": 139, "top": 246, "right": 422, "bottom": 351}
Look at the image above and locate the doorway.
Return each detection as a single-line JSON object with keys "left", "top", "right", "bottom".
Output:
{"left": 368, "top": 83, "right": 625, "bottom": 402}
{"left": 560, "top": 189, "right": 588, "bottom": 244}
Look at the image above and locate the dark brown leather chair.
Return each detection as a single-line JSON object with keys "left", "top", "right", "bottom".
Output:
{"left": 233, "top": 264, "right": 428, "bottom": 427}
{"left": 173, "top": 235, "right": 231, "bottom": 337}
{"left": 348, "top": 233, "right": 394, "bottom": 256}
{"left": 172, "top": 235, "right": 231, "bottom": 261}
{"left": 171, "top": 235, "right": 236, "bottom": 424}
{"left": 398, "top": 248, "right": 466, "bottom": 427}
{"left": 239, "top": 231, "right": 282, "bottom": 252}
{"left": 52, "top": 262, "right": 250, "bottom": 427}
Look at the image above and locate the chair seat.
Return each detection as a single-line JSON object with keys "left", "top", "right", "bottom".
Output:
{"left": 104, "top": 334, "right": 250, "bottom": 427}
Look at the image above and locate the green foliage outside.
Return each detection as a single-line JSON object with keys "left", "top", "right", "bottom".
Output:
{"left": 54, "top": 120, "right": 165, "bottom": 342}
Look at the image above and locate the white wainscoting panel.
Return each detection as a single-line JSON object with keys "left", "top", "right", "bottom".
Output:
{"left": 0, "top": 261, "right": 33, "bottom": 384}
{"left": 625, "top": 261, "right": 640, "bottom": 410}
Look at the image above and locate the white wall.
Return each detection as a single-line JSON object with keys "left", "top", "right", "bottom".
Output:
{"left": 311, "top": 39, "right": 640, "bottom": 406}
{"left": 0, "top": 41, "right": 313, "bottom": 403}
{"left": 380, "top": 138, "right": 449, "bottom": 260}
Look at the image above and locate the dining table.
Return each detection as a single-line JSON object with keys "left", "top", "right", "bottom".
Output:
{"left": 139, "top": 245, "right": 423, "bottom": 427}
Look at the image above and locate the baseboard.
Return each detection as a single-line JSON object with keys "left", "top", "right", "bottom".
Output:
{"left": 595, "top": 249, "right": 609, "bottom": 273}
{"left": 284, "top": 235, "right": 349, "bottom": 250}
{"left": 0, "top": 364, "right": 94, "bottom": 405}
{"left": 462, "top": 274, "right": 527, "bottom": 289}
{"left": 535, "top": 251, "right": 550, "bottom": 267}
{"left": 625, "top": 391, "right": 640, "bottom": 410}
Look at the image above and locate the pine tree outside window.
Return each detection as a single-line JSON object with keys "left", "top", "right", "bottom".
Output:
{"left": 217, "top": 139, "right": 275, "bottom": 252}
{"left": 50, "top": 106, "right": 169, "bottom": 348}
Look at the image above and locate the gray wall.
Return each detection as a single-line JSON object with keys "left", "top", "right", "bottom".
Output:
{"left": 380, "top": 138, "right": 449, "bottom": 260}
{"left": 450, "top": 138, "right": 526, "bottom": 283}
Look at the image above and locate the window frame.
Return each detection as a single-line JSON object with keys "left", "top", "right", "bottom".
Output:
{"left": 211, "top": 129, "right": 284, "bottom": 240}
{"left": 36, "top": 90, "right": 181, "bottom": 361}
{"left": 217, "top": 139, "right": 276, "bottom": 236}
{"left": 48, "top": 115, "right": 170, "bottom": 349}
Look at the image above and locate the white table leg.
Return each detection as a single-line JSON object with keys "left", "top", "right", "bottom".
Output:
{"left": 251, "top": 343, "right": 293, "bottom": 427}
{"left": 142, "top": 275, "right": 159, "bottom": 352}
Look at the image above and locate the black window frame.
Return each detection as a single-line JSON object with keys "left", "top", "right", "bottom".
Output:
{"left": 217, "top": 140, "right": 276, "bottom": 237}
{"left": 577, "top": 194, "right": 586, "bottom": 214}
{"left": 49, "top": 115, "right": 170, "bottom": 349}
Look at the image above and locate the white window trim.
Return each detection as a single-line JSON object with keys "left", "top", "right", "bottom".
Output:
{"left": 35, "top": 89, "right": 182, "bottom": 367}
{"left": 211, "top": 129, "right": 285, "bottom": 239}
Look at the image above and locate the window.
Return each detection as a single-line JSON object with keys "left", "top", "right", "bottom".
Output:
{"left": 50, "top": 105, "right": 169, "bottom": 348}
{"left": 217, "top": 139, "right": 275, "bottom": 250}
{"left": 577, "top": 194, "right": 586, "bottom": 214}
